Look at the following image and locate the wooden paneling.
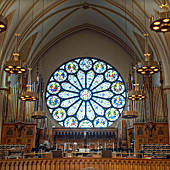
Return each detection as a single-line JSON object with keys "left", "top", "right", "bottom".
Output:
{"left": 1, "top": 122, "right": 36, "bottom": 152}
{"left": 134, "top": 122, "right": 169, "bottom": 152}
{"left": 0, "top": 157, "right": 170, "bottom": 170}
{"left": 53, "top": 127, "right": 118, "bottom": 150}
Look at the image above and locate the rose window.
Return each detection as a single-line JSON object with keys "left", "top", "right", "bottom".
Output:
{"left": 45, "top": 57, "right": 126, "bottom": 128}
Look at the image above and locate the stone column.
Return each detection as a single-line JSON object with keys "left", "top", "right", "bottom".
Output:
{"left": 165, "top": 89, "right": 170, "bottom": 142}
{"left": 0, "top": 88, "right": 7, "bottom": 142}
{"left": 0, "top": 71, "right": 8, "bottom": 142}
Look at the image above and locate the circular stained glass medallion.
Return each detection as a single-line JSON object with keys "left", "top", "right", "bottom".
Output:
{"left": 66, "top": 61, "right": 78, "bottom": 73}
{"left": 46, "top": 57, "right": 126, "bottom": 128}
{"left": 79, "top": 120, "right": 93, "bottom": 128}
{"left": 54, "top": 70, "right": 67, "bottom": 82}
{"left": 112, "top": 95, "right": 126, "bottom": 108}
{"left": 80, "top": 89, "right": 92, "bottom": 100}
{"left": 94, "top": 61, "right": 106, "bottom": 73}
{"left": 105, "top": 108, "right": 119, "bottom": 121}
{"left": 111, "top": 82, "right": 125, "bottom": 94}
{"left": 47, "top": 82, "right": 60, "bottom": 94}
{"left": 65, "top": 117, "right": 78, "bottom": 128}
{"left": 47, "top": 96, "right": 60, "bottom": 108}
{"left": 94, "top": 117, "right": 107, "bottom": 127}
{"left": 53, "top": 108, "right": 66, "bottom": 121}
{"left": 105, "top": 70, "right": 118, "bottom": 82}
{"left": 80, "top": 59, "right": 92, "bottom": 71}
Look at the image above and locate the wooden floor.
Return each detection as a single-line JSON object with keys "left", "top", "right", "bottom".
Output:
{"left": 0, "top": 157, "right": 170, "bottom": 170}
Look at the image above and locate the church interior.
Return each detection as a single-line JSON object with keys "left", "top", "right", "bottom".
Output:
{"left": 0, "top": 0, "right": 170, "bottom": 169}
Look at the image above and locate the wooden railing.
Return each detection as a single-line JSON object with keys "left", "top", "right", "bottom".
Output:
{"left": 0, "top": 157, "right": 170, "bottom": 170}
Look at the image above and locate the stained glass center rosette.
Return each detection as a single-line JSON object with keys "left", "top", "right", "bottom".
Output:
{"left": 45, "top": 57, "right": 126, "bottom": 128}
{"left": 80, "top": 89, "right": 92, "bottom": 100}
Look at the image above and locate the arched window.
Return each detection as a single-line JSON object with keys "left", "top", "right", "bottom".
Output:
{"left": 45, "top": 57, "right": 126, "bottom": 128}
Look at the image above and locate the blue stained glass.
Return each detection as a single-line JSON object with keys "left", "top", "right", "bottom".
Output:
{"left": 67, "top": 100, "right": 82, "bottom": 116}
{"left": 91, "top": 59, "right": 97, "bottom": 63}
{"left": 107, "top": 65, "right": 112, "bottom": 69}
{"left": 105, "top": 70, "right": 118, "bottom": 82}
{"left": 112, "top": 95, "right": 125, "bottom": 108}
{"left": 105, "top": 108, "right": 119, "bottom": 121}
{"left": 47, "top": 82, "right": 60, "bottom": 94}
{"left": 111, "top": 82, "right": 125, "bottom": 94}
{"left": 77, "top": 71, "right": 85, "bottom": 88}
{"left": 60, "top": 65, "right": 65, "bottom": 69}
{"left": 87, "top": 70, "right": 95, "bottom": 88}
{"left": 75, "top": 59, "right": 80, "bottom": 63}
{"left": 53, "top": 108, "right": 66, "bottom": 121}
{"left": 49, "top": 109, "right": 53, "bottom": 113}
{"left": 118, "top": 76, "right": 123, "bottom": 81}
{"left": 61, "top": 97, "right": 79, "bottom": 108}
{"left": 108, "top": 122, "right": 113, "bottom": 126}
{"left": 90, "top": 100, "right": 104, "bottom": 115}
{"left": 77, "top": 102, "right": 85, "bottom": 120}
{"left": 47, "top": 96, "right": 60, "bottom": 108}
{"left": 59, "top": 122, "right": 63, "bottom": 126}
{"left": 93, "top": 91, "right": 113, "bottom": 98}
{"left": 122, "top": 92, "right": 126, "bottom": 97}
{"left": 50, "top": 77, "right": 54, "bottom": 82}
{"left": 94, "top": 61, "right": 106, "bottom": 73}
{"left": 79, "top": 120, "right": 93, "bottom": 128}
{"left": 66, "top": 61, "right": 78, "bottom": 73}
{"left": 59, "top": 91, "right": 79, "bottom": 98}
{"left": 68, "top": 75, "right": 82, "bottom": 90}
{"left": 86, "top": 102, "right": 95, "bottom": 120}
{"left": 90, "top": 75, "right": 103, "bottom": 90}
{"left": 119, "top": 108, "right": 123, "bottom": 113}
{"left": 92, "top": 97, "right": 111, "bottom": 108}
{"left": 92, "top": 82, "right": 110, "bottom": 92}
{"left": 62, "top": 82, "right": 79, "bottom": 92}
{"left": 54, "top": 70, "right": 67, "bottom": 82}
{"left": 46, "top": 57, "right": 126, "bottom": 128}
{"left": 80, "top": 58, "right": 92, "bottom": 70}
{"left": 65, "top": 117, "right": 78, "bottom": 127}
{"left": 94, "top": 117, "right": 107, "bottom": 127}
{"left": 46, "top": 92, "right": 50, "bottom": 98}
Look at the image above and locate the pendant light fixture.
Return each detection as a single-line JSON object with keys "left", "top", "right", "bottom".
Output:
{"left": 19, "top": 68, "right": 37, "bottom": 101}
{"left": 31, "top": 72, "right": 46, "bottom": 119}
{"left": 122, "top": 100, "right": 138, "bottom": 119}
{"left": 3, "top": 0, "right": 26, "bottom": 74}
{"left": 128, "top": 66, "right": 146, "bottom": 100}
{"left": 0, "top": 1, "right": 8, "bottom": 33}
{"left": 19, "top": 0, "right": 38, "bottom": 101}
{"left": 137, "top": 34, "right": 160, "bottom": 75}
{"left": 150, "top": 0, "right": 170, "bottom": 32}
{"left": 31, "top": 0, "right": 46, "bottom": 119}
{"left": 0, "top": 15, "right": 7, "bottom": 33}
{"left": 3, "top": 34, "right": 26, "bottom": 74}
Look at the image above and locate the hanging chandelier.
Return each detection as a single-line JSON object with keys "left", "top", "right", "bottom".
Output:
{"left": 0, "top": 14, "right": 7, "bottom": 33}
{"left": 150, "top": 2, "right": 170, "bottom": 33}
{"left": 3, "top": 34, "right": 26, "bottom": 74}
{"left": 31, "top": 72, "right": 46, "bottom": 119}
{"left": 128, "top": 67, "right": 146, "bottom": 100}
{"left": 31, "top": 0, "right": 46, "bottom": 119}
{"left": 31, "top": 105, "right": 47, "bottom": 119}
{"left": 137, "top": 34, "right": 160, "bottom": 75}
{"left": 122, "top": 100, "right": 138, "bottom": 119}
{"left": 19, "top": 68, "right": 37, "bottom": 101}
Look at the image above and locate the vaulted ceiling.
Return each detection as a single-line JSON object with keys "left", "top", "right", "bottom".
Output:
{"left": 0, "top": 0, "right": 170, "bottom": 87}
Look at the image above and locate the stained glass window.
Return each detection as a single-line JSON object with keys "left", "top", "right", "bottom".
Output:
{"left": 45, "top": 57, "right": 126, "bottom": 128}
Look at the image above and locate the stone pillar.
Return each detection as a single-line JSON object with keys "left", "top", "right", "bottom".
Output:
{"left": 0, "top": 71, "right": 7, "bottom": 142}
{"left": 0, "top": 88, "right": 7, "bottom": 142}
{"left": 165, "top": 89, "right": 170, "bottom": 142}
